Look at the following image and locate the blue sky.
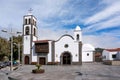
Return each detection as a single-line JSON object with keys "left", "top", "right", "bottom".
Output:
{"left": 0, "top": 0, "right": 120, "bottom": 48}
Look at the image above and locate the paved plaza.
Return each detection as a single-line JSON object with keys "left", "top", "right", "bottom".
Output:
{"left": 0, "top": 63, "right": 120, "bottom": 80}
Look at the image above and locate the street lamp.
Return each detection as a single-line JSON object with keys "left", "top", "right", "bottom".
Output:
{"left": 1, "top": 29, "right": 22, "bottom": 71}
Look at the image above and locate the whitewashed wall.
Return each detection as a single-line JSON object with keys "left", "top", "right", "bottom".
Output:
{"left": 82, "top": 51, "right": 93, "bottom": 62}
{"left": 82, "top": 44, "right": 94, "bottom": 62}
{"left": 102, "top": 50, "right": 110, "bottom": 60}
{"left": 117, "top": 52, "right": 120, "bottom": 60}
{"left": 102, "top": 50, "right": 118, "bottom": 60}
{"left": 23, "top": 36, "right": 30, "bottom": 54}
{"left": 55, "top": 35, "right": 79, "bottom": 62}
{"left": 32, "top": 42, "right": 37, "bottom": 62}
{"left": 48, "top": 41, "right": 52, "bottom": 62}
{"left": 109, "top": 52, "right": 117, "bottom": 60}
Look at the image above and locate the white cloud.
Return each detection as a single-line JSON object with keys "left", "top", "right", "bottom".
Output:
{"left": 38, "top": 27, "right": 74, "bottom": 40}
{"left": 83, "top": 28, "right": 120, "bottom": 48}
{"left": 84, "top": 1, "right": 120, "bottom": 25}
{"left": 97, "top": 15, "right": 120, "bottom": 30}
{"left": 83, "top": 34, "right": 120, "bottom": 48}
{"left": 84, "top": 15, "right": 120, "bottom": 32}
{"left": 101, "top": 0, "right": 120, "bottom": 5}
{"left": 33, "top": 0, "right": 67, "bottom": 19}
{"left": 0, "top": 0, "right": 120, "bottom": 48}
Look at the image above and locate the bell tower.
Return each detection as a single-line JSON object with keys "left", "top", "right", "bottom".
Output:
{"left": 23, "top": 10, "right": 38, "bottom": 64}
{"left": 74, "top": 25, "right": 82, "bottom": 42}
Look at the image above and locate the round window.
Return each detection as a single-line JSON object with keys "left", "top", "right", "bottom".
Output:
{"left": 64, "top": 44, "right": 69, "bottom": 48}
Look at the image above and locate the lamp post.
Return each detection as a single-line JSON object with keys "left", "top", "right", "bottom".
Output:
{"left": 1, "top": 29, "right": 21, "bottom": 71}
{"left": 18, "top": 43, "right": 20, "bottom": 65}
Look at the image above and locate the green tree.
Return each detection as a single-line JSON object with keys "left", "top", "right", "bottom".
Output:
{"left": 0, "top": 37, "right": 10, "bottom": 61}
{"left": 0, "top": 35, "right": 22, "bottom": 61}
{"left": 95, "top": 48, "right": 104, "bottom": 53}
{"left": 12, "top": 35, "right": 22, "bottom": 61}
{"left": 94, "top": 48, "right": 104, "bottom": 62}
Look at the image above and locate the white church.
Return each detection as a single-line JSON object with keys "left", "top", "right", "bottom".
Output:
{"left": 22, "top": 13, "right": 95, "bottom": 65}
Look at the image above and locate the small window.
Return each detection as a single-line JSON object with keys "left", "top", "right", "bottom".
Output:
{"left": 76, "top": 34, "right": 79, "bottom": 41}
{"left": 28, "top": 18, "right": 31, "bottom": 24}
{"left": 34, "top": 28, "right": 36, "bottom": 36}
{"left": 33, "top": 19, "right": 34, "bottom": 25}
{"left": 25, "top": 26, "right": 29, "bottom": 35}
{"left": 64, "top": 44, "right": 69, "bottom": 48}
{"left": 87, "top": 53, "right": 89, "bottom": 56}
{"left": 112, "top": 54, "right": 116, "bottom": 58}
{"left": 25, "top": 19, "right": 27, "bottom": 24}
{"left": 35, "top": 21, "right": 36, "bottom": 26}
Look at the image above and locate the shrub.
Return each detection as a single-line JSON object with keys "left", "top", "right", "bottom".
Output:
{"left": 32, "top": 64, "right": 45, "bottom": 74}
{"left": 36, "top": 64, "right": 42, "bottom": 70}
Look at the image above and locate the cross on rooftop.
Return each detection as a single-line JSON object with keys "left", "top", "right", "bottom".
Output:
{"left": 28, "top": 8, "right": 33, "bottom": 13}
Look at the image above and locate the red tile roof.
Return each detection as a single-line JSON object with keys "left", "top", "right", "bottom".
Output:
{"left": 105, "top": 48, "right": 120, "bottom": 52}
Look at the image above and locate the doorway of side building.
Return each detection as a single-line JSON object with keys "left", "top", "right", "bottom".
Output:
{"left": 25, "top": 56, "right": 29, "bottom": 64}
{"left": 39, "top": 57, "right": 46, "bottom": 65}
{"left": 62, "top": 52, "right": 72, "bottom": 65}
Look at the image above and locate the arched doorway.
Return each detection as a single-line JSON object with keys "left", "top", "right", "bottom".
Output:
{"left": 25, "top": 56, "right": 29, "bottom": 64}
{"left": 62, "top": 52, "right": 72, "bottom": 65}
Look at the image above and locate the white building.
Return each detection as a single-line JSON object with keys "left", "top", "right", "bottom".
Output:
{"left": 82, "top": 44, "right": 95, "bottom": 62}
{"left": 102, "top": 48, "right": 120, "bottom": 61}
{"left": 22, "top": 13, "right": 95, "bottom": 65}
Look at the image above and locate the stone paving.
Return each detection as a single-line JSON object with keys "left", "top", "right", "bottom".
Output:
{"left": 0, "top": 62, "right": 120, "bottom": 80}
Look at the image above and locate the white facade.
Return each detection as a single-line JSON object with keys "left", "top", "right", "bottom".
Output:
{"left": 55, "top": 35, "right": 79, "bottom": 63}
{"left": 82, "top": 44, "right": 95, "bottom": 62}
{"left": 23, "top": 36, "right": 31, "bottom": 55}
{"left": 23, "top": 13, "right": 95, "bottom": 65}
{"left": 102, "top": 49, "right": 120, "bottom": 61}
{"left": 32, "top": 42, "right": 37, "bottom": 62}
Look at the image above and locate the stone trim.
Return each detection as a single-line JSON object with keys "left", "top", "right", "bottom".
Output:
{"left": 30, "top": 23, "right": 33, "bottom": 64}
{"left": 52, "top": 41, "right": 55, "bottom": 62}
{"left": 72, "top": 62, "right": 82, "bottom": 65}
{"left": 79, "top": 41, "right": 82, "bottom": 65}
{"left": 93, "top": 51, "right": 95, "bottom": 62}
